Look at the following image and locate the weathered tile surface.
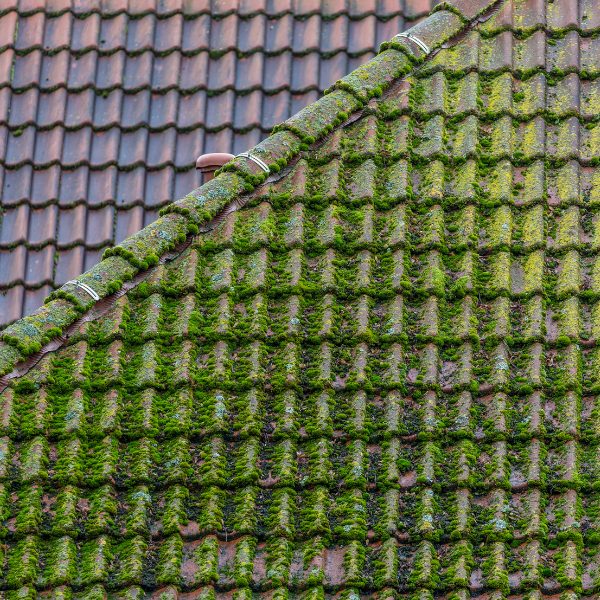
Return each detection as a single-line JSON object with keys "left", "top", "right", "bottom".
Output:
{"left": 0, "top": 0, "right": 599, "bottom": 597}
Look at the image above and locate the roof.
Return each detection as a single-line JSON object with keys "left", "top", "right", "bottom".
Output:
{"left": 0, "top": 0, "right": 432, "bottom": 327}
{"left": 1, "top": 0, "right": 600, "bottom": 596}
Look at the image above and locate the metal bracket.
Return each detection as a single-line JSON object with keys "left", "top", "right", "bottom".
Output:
{"left": 67, "top": 280, "right": 100, "bottom": 301}
{"left": 236, "top": 152, "right": 270, "bottom": 173}
{"left": 396, "top": 32, "right": 431, "bottom": 56}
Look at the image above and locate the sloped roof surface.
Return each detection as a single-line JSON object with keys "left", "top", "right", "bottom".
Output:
{"left": 0, "top": 0, "right": 432, "bottom": 326}
{"left": 1, "top": 0, "right": 600, "bottom": 597}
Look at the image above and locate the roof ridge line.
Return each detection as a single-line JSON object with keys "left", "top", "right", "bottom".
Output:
{"left": 0, "top": 0, "right": 504, "bottom": 377}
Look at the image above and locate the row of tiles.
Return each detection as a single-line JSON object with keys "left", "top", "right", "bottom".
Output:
{"left": 1, "top": 11, "right": 416, "bottom": 57}
{"left": 0, "top": 0, "right": 433, "bottom": 18}
{"left": 3, "top": 31, "right": 598, "bottom": 97}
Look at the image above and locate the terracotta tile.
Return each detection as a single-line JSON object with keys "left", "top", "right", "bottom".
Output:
{"left": 292, "top": 14, "right": 321, "bottom": 53}
{"left": 86, "top": 205, "right": 114, "bottom": 246}
{"left": 120, "top": 90, "right": 149, "bottom": 129}
{"left": 319, "top": 53, "right": 349, "bottom": 90}
{"left": 546, "top": 31, "right": 580, "bottom": 73}
{"left": 0, "top": 124, "right": 7, "bottom": 161}
{"left": 155, "top": 0, "right": 183, "bottom": 15}
{"left": 87, "top": 166, "right": 116, "bottom": 206}
{"left": 513, "top": 0, "right": 546, "bottom": 30}
{"left": 99, "top": 14, "right": 128, "bottom": 50}
{"left": 145, "top": 168, "right": 174, "bottom": 207}
{"left": 62, "top": 127, "right": 92, "bottom": 167}
{"left": 118, "top": 128, "right": 148, "bottom": 167}
{"left": 203, "top": 127, "right": 233, "bottom": 154}
{"left": 15, "top": 13, "right": 45, "bottom": 50}
{"left": 238, "top": 0, "right": 268, "bottom": 15}
{"left": 0, "top": 204, "right": 29, "bottom": 247}
{"left": 348, "top": 15, "right": 376, "bottom": 54}
{"left": 147, "top": 128, "right": 176, "bottom": 167}
{"left": 376, "top": 15, "right": 403, "bottom": 47}
{"left": 23, "top": 285, "right": 53, "bottom": 315}
{"left": 65, "top": 89, "right": 94, "bottom": 127}
{"left": 1, "top": 165, "right": 32, "bottom": 206}
{"left": 37, "top": 89, "right": 67, "bottom": 127}
{"left": 124, "top": 52, "right": 153, "bottom": 91}
{"left": 291, "top": 53, "right": 320, "bottom": 91}
{"left": 90, "top": 127, "right": 120, "bottom": 167}
{"left": 262, "top": 90, "right": 290, "bottom": 128}
{"left": 54, "top": 246, "right": 85, "bottom": 285}
{"left": 263, "top": 52, "right": 292, "bottom": 92}
{"left": 57, "top": 204, "right": 87, "bottom": 247}
{"left": 43, "top": 12, "right": 71, "bottom": 49}
{"left": 179, "top": 52, "right": 209, "bottom": 91}
{"left": 94, "top": 88, "right": 123, "bottom": 129}
{"left": 236, "top": 52, "right": 264, "bottom": 91}
{"left": 96, "top": 51, "right": 126, "bottom": 89}
{"left": 39, "top": 50, "right": 68, "bottom": 89}
{"left": 0, "top": 12, "right": 18, "bottom": 49}
{"left": 28, "top": 205, "right": 58, "bottom": 245}
{"left": 234, "top": 89, "right": 263, "bottom": 129}
{"left": 320, "top": 0, "right": 348, "bottom": 18}
{"left": 181, "top": 13, "right": 211, "bottom": 52}
{"left": 292, "top": 0, "right": 321, "bottom": 15}
{"left": 127, "top": 0, "right": 157, "bottom": 15}
{"left": 155, "top": 14, "right": 183, "bottom": 52}
{"left": 0, "top": 287, "right": 24, "bottom": 326}
{"left": 83, "top": 248, "right": 103, "bottom": 271}
{"left": 115, "top": 167, "right": 145, "bottom": 206}
{"left": 143, "top": 208, "right": 159, "bottom": 226}
{"left": 176, "top": 90, "right": 206, "bottom": 130}
{"left": 67, "top": 51, "right": 98, "bottom": 89}
{"left": 0, "top": 245, "right": 26, "bottom": 285}
{"left": 348, "top": 0, "right": 376, "bottom": 17}
{"left": 232, "top": 128, "right": 261, "bottom": 153}
{"left": 290, "top": 89, "right": 318, "bottom": 114}
{"left": 0, "top": 50, "right": 14, "bottom": 86}
{"left": 174, "top": 130, "right": 205, "bottom": 169}
{"left": 58, "top": 166, "right": 89, "bottom": 207}
{"left": 114, "top": 205, "right": 144, "bottom": 241}
{"left": 173, "top": 168, "right": 202, "bottom": 200}
{"left": 265, "top": 14, "right": 292, "bottom": 52}
{"left": 320, "top": 16, "right": 348, "bottom": 54}
{"left": 34, "top": 127, "right": 64, "bottom": 165}
{"left": 404, "top": 0, "right": 433, "bottom": 18}
{"left": 208, "top": 52, "right": 236, "bottom": 91}
{"left": 205, "top": 90, "right": 234, "bottom": 129}
{"left": 210, "top": 13, "right": 238, "bottom": 52}
{"left": 126, "top": 14, "right": 155, "bottom": 52}
{"left": 31, "top": 166, "right": 59, "bottom": 205}
{"left": 5, "top": 126, "right": 35, "bottom": 166}
{"left": 581, "top": 0, "right": 600, "bottom": 32}
{"left": 12, "top": 51, "right": 42, "bottom": 89}
{"left": 237, "top": 14, "right": 266, "bottom": 53}
{"left": 24, "top": 245, "right": 54, "bottom": 285}
{"left": 347, "top": 53, "right": 373, "bottom": 72}
{"left": 0, "top": 88, "right": 8, "bottom": 124}
{"left": 70, "top": 13, "right": 100, "bottom": 51}
{"left": 152, "top": 52, "right": 181, "bottom": 90}
{"left": 8, "top": 87, "right": 38, "bottom": 127}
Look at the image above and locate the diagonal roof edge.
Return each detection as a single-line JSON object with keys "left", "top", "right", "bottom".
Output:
{"left": 0, "top": 0, "right": 504, "bottom": 377}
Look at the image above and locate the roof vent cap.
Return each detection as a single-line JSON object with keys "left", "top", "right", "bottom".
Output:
{"left": 196, "top": 152, "right": 235, "bottom": 181}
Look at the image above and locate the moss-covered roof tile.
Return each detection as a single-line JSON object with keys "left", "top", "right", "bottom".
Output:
{"left": 0, "top": 0, "right": 599, "bottom": 596}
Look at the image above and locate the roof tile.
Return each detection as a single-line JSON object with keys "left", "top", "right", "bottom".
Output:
{"left": 95, "top": 51, "right": 126, "bottom": 89}
{"left": 43, "top": 12, "right": 71, "bottom": 49}
{"left": 70, "top": 13, "right": 100, "bottom": 52}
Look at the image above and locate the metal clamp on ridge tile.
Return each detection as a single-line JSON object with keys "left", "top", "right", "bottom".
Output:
{"left": 67, "top": 280, "right": 100, "bottom": 301}
{"left": 236, "top": 152, "right": 270, "bottom": 173}
{"left": 396, "top": 32, "right": 431, "bottom": 56}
